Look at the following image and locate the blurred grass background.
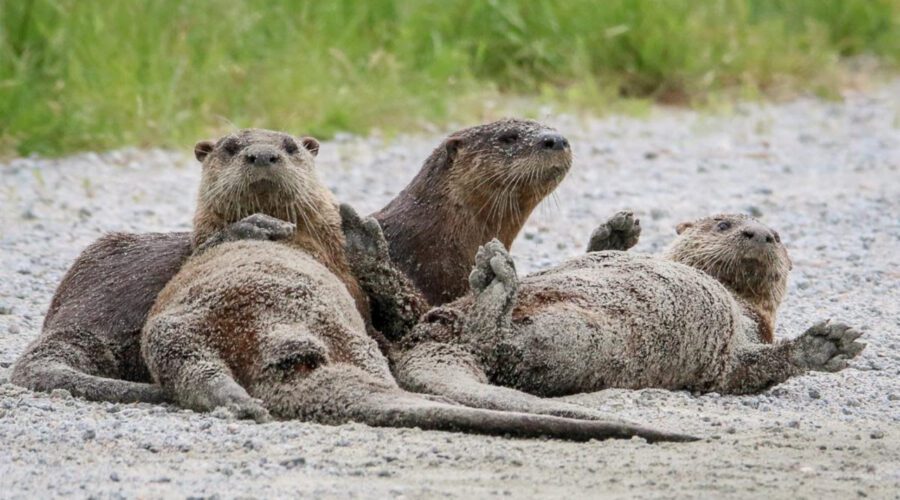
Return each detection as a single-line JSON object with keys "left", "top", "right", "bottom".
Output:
{"left": 1, "top": 0, "right": 898, "bottom": 156}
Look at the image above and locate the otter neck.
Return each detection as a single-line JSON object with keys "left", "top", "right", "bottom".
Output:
{"left": 717, "top": 270, "right": 783, "bottom": 342}
{"left": 734, "top": 296, "right": 776, "bottom": 344}
{"left": 193, "top": 194, "right": 370, "bottom": 322}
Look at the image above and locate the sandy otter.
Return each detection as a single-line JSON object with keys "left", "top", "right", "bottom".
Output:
{"left": 390, "top": 212, "right": 864, "bottom": 417}
{"left": 12, "top": 119, "right": 569, "bottom": 402}
{"left": 140, "top": 130, "right": 692, "bottom": 442}
{"left": 374, "top": 119, "right": 571, "bottom": 306}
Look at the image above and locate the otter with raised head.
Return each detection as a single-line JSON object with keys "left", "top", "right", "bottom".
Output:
{"left": 391, "top": 213, "right": 864, "bottom": 417}
{"left": 12, "top": 119, "right": 570, "bottom": 402}
{"left": 374, "top": 119, "right": 571, "bottom": 306}
{"left": 140, "top": 129, "right": 693, "bottom": 442}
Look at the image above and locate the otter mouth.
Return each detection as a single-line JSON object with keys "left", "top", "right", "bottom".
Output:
{"left": 533, "top": 164, "right": 571, "bottom": 184}
{"left": 248, "top": 178, "right": 281, "bottom": 193}
{"left": 737, "top": 251, "right": 777, "bottom": 269}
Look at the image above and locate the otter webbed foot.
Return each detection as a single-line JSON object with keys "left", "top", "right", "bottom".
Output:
{"left": 793, "top": 320, "right": 865, "bottom": 372}
{"left": 587, "top": 210, "right": 641, "bottom": 252}
{"left": 195, "top": 214, "right": 295, "bottom": 255}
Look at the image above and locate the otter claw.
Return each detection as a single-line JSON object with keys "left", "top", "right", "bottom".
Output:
{"left": 587, "top": 210, "right": 641, "bottom": 252}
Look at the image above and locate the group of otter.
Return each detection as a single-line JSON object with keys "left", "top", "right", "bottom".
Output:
{"left": 11, "top": 121, "right": 864, "bottom": 443}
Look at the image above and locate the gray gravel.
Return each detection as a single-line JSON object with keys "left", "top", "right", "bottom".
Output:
{"left": 1, "top": 82, "right": 899, "bottom": 498}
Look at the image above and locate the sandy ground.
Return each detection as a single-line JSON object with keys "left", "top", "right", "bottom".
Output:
{"left": 1, "top": 82, "right": 898, "bottom": 498}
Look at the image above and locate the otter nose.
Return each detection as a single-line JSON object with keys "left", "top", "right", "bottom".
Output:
{"left": 741, "top": 225, "right": 775, "bottom": 244}
{"left": 539, "top": 133, "right": 569, "bottom": 151}
{"left": 244, "top": 146, "right": 283, "bottom": 167}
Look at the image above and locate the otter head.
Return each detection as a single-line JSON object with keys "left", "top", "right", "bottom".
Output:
{"left": 423, "top": 118, "right": 572, "bottom": 243}
{"left": 666, "top": 214, "right": 792, "bottom": 315}
{"left": 193, "top": 128, "right": 324, "bottom": 226}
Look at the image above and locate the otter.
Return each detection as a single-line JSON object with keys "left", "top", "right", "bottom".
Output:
{"left": 12, "top": 119, "right": 569, "bottom": 402}
{"left": 389, "top": 213, "right": 864, "bottom": 417}
{"left": 588, "top": 211, "right": 789, "bottom": 343}
{"left": 140, "top": 130, "right": 692, "bottom": 442}
{"left": 374, "top": 119, "right": 571, "bottom": 306}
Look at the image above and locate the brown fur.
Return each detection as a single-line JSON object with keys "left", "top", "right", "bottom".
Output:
{"left": 9, "top": 232, "right": 191, "bottom": 402}
{"left": 11, "top": 119, "right": 570, "bottom": 402}
{"left": 141, "top": 132, "right": 692, "bottom": 442}
{"left": 374, "top": 119, "right": 572, "bottom": 305}
{"left": 665, "top": 214, "right": 792, "bottom": 343}
{"left": 393, "top": 215, "right": 863, "bottom": 419}
{"left": 188, "top": 128, "right": 368, "bottom": 320}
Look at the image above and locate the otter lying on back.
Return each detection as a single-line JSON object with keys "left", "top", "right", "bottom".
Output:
{"left": 140, "top": 129, "right": 693, "bottom": 442}
{"left": 391, "top": 213, "right": 865, "bottom": 416}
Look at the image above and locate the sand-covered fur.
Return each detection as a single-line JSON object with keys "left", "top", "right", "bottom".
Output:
{"left": 9, "top": 217, "right": 295, "bottom": 403}
{"left": 141, "top": 129, "right": 691, "bottom": 441}
{"left": 10, "top": 120, "right": 571, "bottom": 399}
{"left": 143, "top": 238, "right": 693, "bottom": 442}
{"left": 395, "top": 214, "right": 864, "bottom": 416}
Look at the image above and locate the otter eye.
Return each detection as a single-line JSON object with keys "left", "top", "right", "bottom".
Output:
{"left": 498, "top": 132, "right": 519, "bottom": 145}
{"left": 716, "top": 220, "right": 732, "bottom": 231}
{"left": 222, "top": 138, "right": 241, "bottom": 156}
{"left": 282, "top": 137, "right": 299, "bottom": 155}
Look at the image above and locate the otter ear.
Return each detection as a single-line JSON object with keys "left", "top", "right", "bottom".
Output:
{"left": 675, "top": 222, "right": 693, "bottom": 235}
{"left": 445, "top": 137, "right": 463, "bottom": 162}
{"left": 194, "top": 141, "right": 215, "bottom": 162}
{"left": 301, "top": 137, "right": 320, "bottom": 157}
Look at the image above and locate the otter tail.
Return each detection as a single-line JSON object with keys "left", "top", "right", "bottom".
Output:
{"left": 272, "top": 365, "right": 697, "bottom": 443}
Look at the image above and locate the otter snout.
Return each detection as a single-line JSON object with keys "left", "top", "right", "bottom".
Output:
{"left": 741, "top": 223, "right": 776, "bottom": 244}
{"left": 243, "top": 145, "right": 283, "bottom": 167}
{"left": 539, "top": 132, "right": 569, "bottom": 151}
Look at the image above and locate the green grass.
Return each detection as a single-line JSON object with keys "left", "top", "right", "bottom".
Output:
{"left": 1, "top": 0, "right": 898, "bottom": 156}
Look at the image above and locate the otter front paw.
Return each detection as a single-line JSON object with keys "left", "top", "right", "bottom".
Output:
{"left": 340, "top": 203, "right": 391, "bottom": 265}
{"left": 469, "top": 239, "right": 517, "bottom": 296}
{"left": 196, "top": 214, "right": 295, "bottom": 255}
{"left": 793, "top": 320, "right": 865, "bottom": 372}
{"left": 587, "top": 210, "right": 641, "bottom": 252}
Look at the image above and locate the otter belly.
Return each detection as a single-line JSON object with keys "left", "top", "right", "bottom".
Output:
{"left": 147, "top": 240, "right": 390, "bottom": 386}
{"left": 500, "top": 252, "right": 742, "bottom": 395}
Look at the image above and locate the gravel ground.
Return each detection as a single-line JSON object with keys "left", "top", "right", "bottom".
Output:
{"left": 1, "top": 82, "right": 898, "bottom": 499}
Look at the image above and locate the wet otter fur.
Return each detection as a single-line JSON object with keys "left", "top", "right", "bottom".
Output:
{"left": 393, "top": 213, "right": 864, "bottom": 417}
{"left": 374, "top": 118, "right": 572, "bottom": 305}
{"left": 141, "top": 131, "right": 693, "bottom": 442}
